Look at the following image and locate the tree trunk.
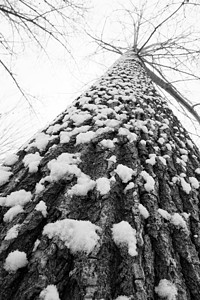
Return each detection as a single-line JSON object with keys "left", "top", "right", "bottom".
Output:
{"left": 0, "top": 50, "right": 200, "bottom": 300}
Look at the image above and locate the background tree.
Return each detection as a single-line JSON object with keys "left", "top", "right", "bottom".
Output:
{"left": 0, "top": 0, "right": 87, "bottom": 161}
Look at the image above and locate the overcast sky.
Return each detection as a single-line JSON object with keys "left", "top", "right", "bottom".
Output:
{"left": 0, "top": 0, "right": 200, "bottom": 159}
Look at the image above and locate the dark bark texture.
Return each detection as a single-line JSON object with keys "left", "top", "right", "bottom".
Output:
{"left": 0, "top": 50, "right": 200, "bottom": 300}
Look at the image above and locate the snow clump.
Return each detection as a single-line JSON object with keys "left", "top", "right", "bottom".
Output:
{"left": 189, "top": 177, "right": 199, "bottom": 189}
{"left": 76, "top": 131, "right": 96, "bottom": 145}
{"left": 100, "top": 139, "right": 115, "bottom": 149}
{"left": 115, "top": 296, "right": 130, "bottom": 300}
{"left": 138, "top": 204, "right": 149, "bottom": 219}
{"left": 171, "top": 213, "right": 187, "bottom": 231}
{"left": 43, "top": 219, "right": 101, "bottom": 254}
{"left": 4, "top": 250, "right": 28, "bottom": 272}
{"left": 155, "top": 279, "right": 178, "bottom": 300}
{"left": 96, "top": 177, "right": 111, "bottom": 195}
{"left": 0, "top": 166, "right": 12, "bottom": 186}
{"left": 68, "top": 174, "right": 96, "bottom": 196}
{"left": 39, "top": 285, "right": 60, "bottom": 300}
{"left": 141, "top": 171, "right": 155, "bottom": 192}
{"left": 112, "top": 221, "right": 137, "bottom": 256}
{"left": 47, "top": 153, "right": 81, "bottom": 181}
{"left": 158, "top": 209, "right": 171, "bottom": 220}
{"left": 146, "top": 154, "right": 156, "bottom": 166}
{"left": 0, "top": 189, "right": 32, "bottom": 207}
{"left": 35, "top": 201, "right": 47, "bottom": 217}
{"left": 3, "top": 205, "right": 24, "bottom": 222}
{"left": 180, "top": 177, "right": 191, "bottom": 194}
{"left": 115, "top": 164, "right": 135, "bottom": 183}
{"left": 4, "top": 224, "right": 21, "bottom": 240}
{"left": 23, "top": 152, "right": 42, "bottom": 173}
{"left": 4, "top": 153, "right": 18, "bottom": 166}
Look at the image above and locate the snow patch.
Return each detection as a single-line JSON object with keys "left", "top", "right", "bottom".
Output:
{"left": 158, "top": 209, "right": 171, "bottom": 220}
{"left": 0, "top": 166, "right": 12, "bottom": 186}
{"left": 96, "top": 177, "right": 111, "bottom": 195}
{"left": 76, "top": 131, "right": 96, "bottom": 145}
{"left": 39, "top": 285, "right": 60, "bottom": 300}
{"left": 171, "top": 213, "right": 187, "bottom": 231}
{"left": 155, "top": 279, "right": 177, "bottom": 300}
{"left": 3, "top": 205, "right": 24, "bottom": 222}
{"left": 68, "top": 174, "right": 96, "bottom": 196}
{"left": 43, "top": 219, "right": 100, "bottom": 254}
{"left": 4, "top": 250, "right": 28, "bottom": 272}
{"left": 115, "top": 164, "right": 135, "bottom": 183}
{"left": 0, "top": 189, "right": 32, "bottom": 207}
{"left": 100, "top": 139, "right": 115, "bottom": 149}
{"left": 189, "top": 177, "right": 199, "bottom": 189}
{"left": 180, "top": 177, "right": 191, "bottom": 194}
{"left": 5, "top": 224, "right": 21, "bottom": 240}
{"left": 47, "top": 153, "right": 81, "bottom": 181}
{"left": 23, "top": 152, "right": 42, "bottom": 173}
{"left": 138, "top": 204, "right": 149, "bottom": 219}
{"left": 4, "top": 154, "right": 18, "bottom": 166}
{"left": 35, "top": 201, "right": 47, "bottom": 217}
{"left": 124, "top": 182, "right": 134, "bottom": 193}
{"left": 141, "top": 171, "right": 155, "bottom": 192}
{"left": 112, "top": 221, "right": 137, "bottom": 256}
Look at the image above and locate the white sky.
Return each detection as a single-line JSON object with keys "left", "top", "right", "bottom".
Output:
{"left": 0, "top": 0, "right": 200, "bottom": 159}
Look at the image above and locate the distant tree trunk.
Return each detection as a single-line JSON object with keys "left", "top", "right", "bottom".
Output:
{"left": 1, "top": 50, "right": 200, "bottom": 300}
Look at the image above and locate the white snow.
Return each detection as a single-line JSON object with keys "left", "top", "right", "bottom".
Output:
{"left": 158, "top": 156, "right": 166, "bottom": 166}
{"left": 141, "top": 171, "right": 155, "bottom": 192}
{"left": 118, "top": 128, "right": 137, "bottom": 142}
{"left": 76, "top": 131, "right": 96, "bottom": 145}
{"left": 33, "top": 239, "right": 40, "bottom": 252}
{"left": 4, "top": 154, "right": 18, "bottom": 166}
{"left": 96, "top": 177, "right": 111, "bottom": 195}
{"left": 70, "top": 113, "right": 91, "bottom": 126}
{"left": 195, "top": 168, "right": 200, "bottom": 174}
{"left": 23, "top": 152, "right": 42, "bottom": 173}
{"left": 0, "top": 189, "right": 32, "bottom": 207}
{"left": 171, "top": 213, "right": 187, "bottom": 230}
{"left": 100, "top": 139, "right": 115, "bottom": 149}
{"left": 124, "top": 182, "right": 135, "bottom": 193}
{"left": 112, "top": 221, "right": 137, "bottom": 256}
{"left": 155, "top": 279, "right": 178, "bottom": 300}
{"left": 165, "top": 143, "right": 172, "bottom": 151}
{"left": 43, "top": 219, "right": 100, "bottom": 254}
{"left": 146, "top": 154, "right": 156, "bottom": 166}
{"left": 189, "top": 177, "right": 199, "bottom": 189}
{"left": 138, "top": 204, "right": 149, "bottom": 219}
{"left": 35, "top": 201, "right": 47, "bottom": 217}
{"left": 158, "top": 208, "right": 171, "bottom": 220}
{"left": 34, "top": 132, "right": 50, "bottom": 151}
{"left": 180, "top": 177, "right": 191, "bottom": 194}
{"left": 68, "top": 174, "right": 96, "bottom": 196}
{"left": 4, "top": 224, "right": 21, "bottom": 240}
{"left": 26, "top": 132, "right": 50, "bottom": 151}
{"left": 47, "top": 153, "right": 81, "bottom": 181}
{"left": 107, "top": 155, "right": 117, "bottom": 163}
{"left": 115, "top": 164, "right": 135, "bottom": 183}
{"left": 0, "top": 167, "right": 12, "bottom": 186}
{"left": 158, "top": 137, "right": 165, "bottom": 145}
{"left": 60, "top": 131, "right": 70, "bottom": 144}
{"left": 4, "top": 250, "right": 28, "bottom": 272}
{"left": 39, "top": 285, "right": 60, "bottom": 300}
{"left": 3, "top": 205, "right": 24, "bottom": 222}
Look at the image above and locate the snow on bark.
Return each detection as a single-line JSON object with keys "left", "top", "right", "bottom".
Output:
{"left": 0, "top": 50, "right": 200, "bottom": 299}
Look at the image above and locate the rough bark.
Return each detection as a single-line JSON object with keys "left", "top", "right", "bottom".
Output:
{"left": 0, "top": 50, "right": 200, "bottom": 300}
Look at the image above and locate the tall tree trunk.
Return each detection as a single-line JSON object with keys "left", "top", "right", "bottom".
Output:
{"left": 0, "top": 50, "right": 200, "bottom": 300}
